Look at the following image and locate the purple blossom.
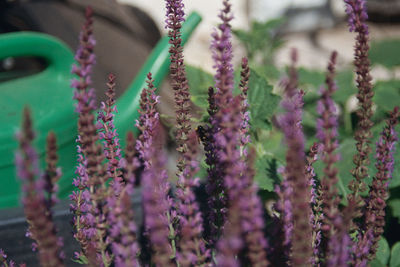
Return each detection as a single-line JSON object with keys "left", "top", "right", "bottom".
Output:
{"left": 211, "top": 0, "right": 234, "bottom": 107}
{"left": 142, "top": 150, "right": 174, "bottom": 267}
{"left": 239, "top": 57, "right": 251, "bottom": 157}
{"left": 317, "top": 52, "right": 343, "bottom": 241}
{"left": 216, "top": 96, "right": 268, "bottom": 266}
{"left": 275, "top": 171, "right": 293, "bottom": 250}
{"left": 345, "top": 0, "right": 375, "bottom": 226}
{"left": 69, "top": 7, "right": 110, "bottom": 265}
{"left": 362, "top": 107, "right": 400, "bottom": 261}
{"left": 15, "top": 108, "right": 64, "bottom": 267}
{"left": 165, "top": 1, "right": 208, "bottom": 264}
{"left": 344, "top": 0, "right": 368, "bottom": 33}
{"left": 305, "top": 143, "right": 323, "bottom": 266}
{"left": 278, "top": 49, "right": 312, "bottom": 266}
{"left": 326, "top": 218, "right": 351, "bottom": 267}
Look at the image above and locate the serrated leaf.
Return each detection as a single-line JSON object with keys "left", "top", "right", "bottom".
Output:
{"left": 254, "top": 155, "right": 279, "bottom": 191}
{"left": 390, "top": 242, "right": 400, "bottom": 267}
{"left": 248, "top": 69, "right": 280, "bottom": 130}
{"left": 370, "top": 39, "right": 400, "bottom": 69}
{"left": 186, "top": 65, "right": 214, "bottom": 108}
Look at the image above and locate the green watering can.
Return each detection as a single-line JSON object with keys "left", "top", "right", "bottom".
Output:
{"left": 0, "top": 12, "right": 201, "bottom": 209}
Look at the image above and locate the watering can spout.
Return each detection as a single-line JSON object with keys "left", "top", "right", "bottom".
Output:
{"left": 115, "top": 11, "right": 202, "bottom": 133}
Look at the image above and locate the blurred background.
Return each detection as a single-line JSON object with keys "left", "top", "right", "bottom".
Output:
{"left": 118, "top": 0, "right": 400, "bottom": 76}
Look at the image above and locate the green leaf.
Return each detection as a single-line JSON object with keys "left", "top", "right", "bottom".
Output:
{"left": 333, "top": 138, "right": 355, "bottom": 198}
{"left": 334, "top": 70, "right": 355, "bottom": 104}
{"left": 375, "top": 237, "right": 390, "bottom": 266}
{"left": 390, "top": 242, "right": 400, "bottom": 267}
{"left": 370, "top": 39, "right": 400, "bottom": 69}
{"left": 72, "top": 254, "right": 89, "bottom": 264}
{"left": 389, "top": 199, "right": 400, "bottom": 224}
{"left": 248, "top": 69, "right": 280, "bottom": 130}
{"left": 233, "top": 18, "right": 285, "bottom": 63}
{"left": 373, "top": 80, "right": 400, "bottom": 112}
{"left": 254, "top": 155, "right": 279, "bottom": 191}
{"left": 297, "top": 67, "right": 325, "bottom": 92}
{"left": 186, "top": 65, "right": 214, "bottom": 108}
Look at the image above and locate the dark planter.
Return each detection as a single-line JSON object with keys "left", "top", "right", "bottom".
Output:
{"left": 0, "top": 192, "right": 142, "bottom": 266}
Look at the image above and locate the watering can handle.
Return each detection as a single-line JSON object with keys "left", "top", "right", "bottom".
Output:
{"left": 115, "top": 11, "right": 202, "bottom": 131}
{"left": 0, "top": 32, "right": 73, "bottom": 74}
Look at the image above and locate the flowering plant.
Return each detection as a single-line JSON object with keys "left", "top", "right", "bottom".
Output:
{"left": 1, "top": 0, "right": 400, "bottom": 266}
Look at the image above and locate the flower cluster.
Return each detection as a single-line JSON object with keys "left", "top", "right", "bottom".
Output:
{"left": 3, "top": 0, "right": 399, "bottom": 266}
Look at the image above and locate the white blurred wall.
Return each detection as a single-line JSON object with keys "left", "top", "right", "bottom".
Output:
{"left": 118, "top": 0, "right": 248, "bottom": 71}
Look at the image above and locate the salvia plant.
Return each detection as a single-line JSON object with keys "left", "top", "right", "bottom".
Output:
{"left": 1, "top": 0, "right": 399, "bottom": 266}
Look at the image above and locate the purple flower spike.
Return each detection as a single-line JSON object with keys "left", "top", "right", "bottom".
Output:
{"left": 211, "top": 0, "right": 234, "bottom": 107}
{"left": 97, "top": 74, "right": 123, "bottom": 182}
{"left": 199, "top": 87, "right": 227, "bottom": 244}
{"left": 135, "top": 73, "right": 174, "bottom": 265}
{"left": 278, "top": 49, "right": 312, "bottom": 266}
{"left": 326, "top": 219, "right": 351, "bottom": 267}
{"left": 317, "top": 52, "right": 343, "bottom": 239}
{"left": 275, "top": 169, "right": 293, "bottom": 250}
{"left": 239, "top": 57, "right": 251, "bottom": 157}
{"left": 165, "top": 1, "right": 208, "bottom": 264}
{"left": 362, "top": 107, "right": 400, "bottom": 261}
{"left": 70, "top": 7, "right": 110, "bottom": 265}
{"left": 43, "top": 132, "right": 62, "bottom": 210}
{"left": 216, "top": 96, "right": 268, "bottom": 266}
{"left": 16, "top": 108, "right": 64, "bottom": 267}
{"left": 71, "top": 6, "right": 97, "bottom": 113}
{"left": 135, "top": 73, "right": 160, "bottom": 167}
{"left": 345, "top": 0, "right": 375, "bottom": 224}
{"left": 305, "top": 143, "right": 323, "bottom": 266}
{"left": 344, "top": 0, "right": 368, "bottom": 33}
{"left": 165, "top": 0, "right": 192, "bottom": 156}
{"left": 142, "top": 149, "right": 175, "bottom": 267}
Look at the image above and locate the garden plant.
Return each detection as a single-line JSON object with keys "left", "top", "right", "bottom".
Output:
{"left": 1, "top": 0, "right": 400, "bottom": 266}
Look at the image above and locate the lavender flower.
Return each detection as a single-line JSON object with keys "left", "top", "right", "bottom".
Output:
{"left": 240, "top": 149, "right": 269, "bottom": 266}
{"left": 363, "top": 107, "right": 400, "bottom": 260}
{"left": 278, "top": 49, "right": 312, "bottom": 266}
{"left": 274, "top": 169, "right": 293, "bottom": 251}
{"left": 109, "top": 185, "right": 140, "bottom": 267}
{"left": 15, "top": 108, "right": 64, "bottom": 267}
{"left": 142, "top": 150, "right": 175, "bottom": 267}
{"left": 43, "top": 132, "right": 62, "bottom": 210}
{"left": 70, "top": 7, "right": 110, "bottom": 265}
{"left": 201, "top": 87, "right": 227, "bottom": 244}
{"left": 135, "top": 80, "right": 174, "bottom": 265}
{"left": 0, "top": 249, "right": 23, "bottom": 267}
{"left": 326, "top": 218, "right": 351, "bottom": 267}
{"left": 317, "top": 51, "right": 342, "bottom": 237}
{"left": 135, "top": 73, "right": 175, "bottom": 266}
{"left": 165, "top": 1, "right": 208, "bottom": 264}
{"left": 205, "top": 0, "right": 236, "bottom": 244}
{"left": 216, "top": 96, "right": 268, "bottom": 266}
{"left": 212, "top": 0, "right": 234, "bottom": 106}
{"left": 306, "top": 143, "right": 323, "bottom": 266}
{"left": 135, "top": 73, "right": 160, "bottom": 167}
{"left": 344, "top": 0, "right": 375, "bottom": 218}
{"left": 239, "top": 57, "right": 251, "bottom": 157}
{"left": 97, "top": 73, "right": 123, "bottom": 184}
